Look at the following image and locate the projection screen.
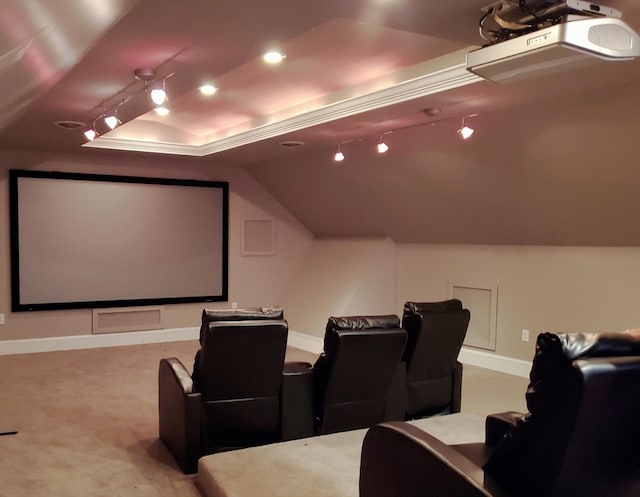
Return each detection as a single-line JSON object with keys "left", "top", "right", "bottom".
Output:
{"left": 10, "top": 169, "right": 228, "bottom": 312}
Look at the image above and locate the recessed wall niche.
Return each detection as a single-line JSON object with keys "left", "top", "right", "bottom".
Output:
{"left": 241, "top": 218, "right": 275, "bottom": 256}
{"left": 450, "top": 283, "right": 498, "bottom": 351}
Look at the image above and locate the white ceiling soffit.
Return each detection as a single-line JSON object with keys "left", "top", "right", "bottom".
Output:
{"left": 84, "top": 48, "right": 483, "bottom": 156}
{"left": 0, "top": 0, "right": 138, "bottom": 131}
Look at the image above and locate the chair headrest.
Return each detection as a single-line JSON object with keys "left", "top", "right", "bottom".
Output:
{"left": 202, "top": 307, "right": 284, "bottom": 325}
{"left": 526, "top": 330, "right": 640, "bottom": 413}
{"left": 326, "top": 315, "right": 400, "bottom": 332}
{"left": 403, "top": 300, "right": 463, "bottom": 315}
{"left": 323, "top": 315, "right": 401, "bottom": 353}
{"left": 544, "top": 330, "right": 640, "bottom": 361}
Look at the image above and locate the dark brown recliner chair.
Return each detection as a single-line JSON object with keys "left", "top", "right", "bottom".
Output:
{"left": 360, "top": 331, "right": 640, "bottom": 497}
{"left": 309, "top": 315, "right": 408, "bottom": 435}
{"left": 387, "top": 300, "right": 470, "bottom": 420}
{"left": 158, "top": 307, "right": 287, "bottom": 474}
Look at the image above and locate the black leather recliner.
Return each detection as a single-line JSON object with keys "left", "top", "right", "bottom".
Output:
{"left": 158, "top": 307, "right": 287, "bottom": 474}
{"left": 311, "top": 315, "right": 408, "bottom": 435}
{"left": 360, "top": 330, "right": 640, "bottom": 497}
{"left": 386, "top": 300, "right": 470, "bottom": 420}
{"left": 283, "top": 315, "right": 408, "bottom": 437}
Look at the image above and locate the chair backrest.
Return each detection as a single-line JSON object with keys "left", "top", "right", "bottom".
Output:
{"left": 484, "top": 331, "right": 640, "bottom": 497}
{"left": 401, "top": 300, "right": 470, "bottom": 417}
{"left": 199, "top": 306, "right": 284, "bottom": 343}
{"left": 313, "top": 315, "right": 407, "bottom": 435}
{"left": 195, "top": 310, "right": 288, "bottom": 452}
{"left": 198, "top": 319, "right": 288, "bottom": 400}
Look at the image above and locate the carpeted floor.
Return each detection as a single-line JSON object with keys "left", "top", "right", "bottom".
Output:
{"left": 0, "top": 340, "right": 527, "bottom": 497}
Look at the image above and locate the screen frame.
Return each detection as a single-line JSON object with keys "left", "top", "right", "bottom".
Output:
{"left": 9, "top": 169, "right": 229, "bottom": 312}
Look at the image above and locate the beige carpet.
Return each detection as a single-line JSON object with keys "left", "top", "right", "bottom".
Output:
{"left": 0, "top": 340, "right": 527, "bottom": 497}
{"left": 198, "top": 413, "right": 486, "bottom": 497}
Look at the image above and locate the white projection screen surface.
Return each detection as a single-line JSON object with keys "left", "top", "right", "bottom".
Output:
{"left": 10, "top": 170, "right": 228, "bottom": 311}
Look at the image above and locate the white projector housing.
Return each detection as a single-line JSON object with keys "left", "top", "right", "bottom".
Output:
{"left": 466, "top": 16, "right": 640, "bottom": 82}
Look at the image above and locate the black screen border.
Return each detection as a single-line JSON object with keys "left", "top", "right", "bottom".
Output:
{"left": 9, "top": 169, "right": 229, "bottom": 312}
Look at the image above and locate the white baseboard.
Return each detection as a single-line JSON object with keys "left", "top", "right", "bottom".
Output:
{"left": 0, "top": 328, "right": 532, "bottom": 378}
{"left": 287, "top": 330, "right": 323, "bottom": 355}
{"left": 459, "top": 346, "right": 531, "bottom": 378}
{"left": 0, "top": 327, "right": 199, "bottom": 356}
{"left": 288, "top": 331, "right": 532, "bottom": 377}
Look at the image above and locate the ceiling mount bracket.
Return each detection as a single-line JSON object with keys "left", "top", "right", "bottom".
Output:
{"left": 133, "top": 68, "right": 156, "bottom": 81}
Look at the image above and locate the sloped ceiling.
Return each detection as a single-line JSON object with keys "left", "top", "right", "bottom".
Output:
{"left": 1, "top": 0, "right": 640, "bottom": 245}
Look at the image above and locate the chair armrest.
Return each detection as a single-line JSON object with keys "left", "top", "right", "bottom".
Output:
{"left": 158, "top": 357, "right": 201, "bottom": 474}
{"left": 384, "top": 361, "right": 408, "bottom": 421}
{"left": 485, "top": 411, "right": 523, "bottom": 446}
{"left": 360, "top": 422, "right": 506, "bottom": 497}
{"left": 451, "top": 361, "right": 463, "bottom": 413}
{"left": 281, "top": 361, "right": 314, "bottom": 440}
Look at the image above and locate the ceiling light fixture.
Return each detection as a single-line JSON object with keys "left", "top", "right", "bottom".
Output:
{"left": 457, "top": 116, "right": 475, "bottom": 140}
{"left": 376, "top": 136, "right": 389, "bottom": 154}
{"left": 81, "top": 67, "right": 175, "bottom": 142}
{"left": 263, "top": 50, "right": 285, "bottom": 64}
{"left": 329, "top": 110, "right": 480, "bottom": 163}
{"left": 104, "top": 114, "right": 119, "bottom": 129}
{"left": 199, "top": 83, "right": 217, "bottom": 96}
{"left": 83, "top": 123, "right": 98, "bottom": 141}
{"left": 150, "top": 79, "right": 168, "bottom": 106}
{"left": 104, "top": 105, "right": 121, "bottom": 130}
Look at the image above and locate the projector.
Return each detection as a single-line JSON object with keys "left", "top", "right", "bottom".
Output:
{"left": 482, "top": 0, "right": 622, "bottom": 30}
{"left": 467, "top": 15, "right": 640, "bottom": 82}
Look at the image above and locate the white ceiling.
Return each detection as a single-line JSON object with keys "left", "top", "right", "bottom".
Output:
{"left": 1, "top": 0, "right": 640, "bottom": 245}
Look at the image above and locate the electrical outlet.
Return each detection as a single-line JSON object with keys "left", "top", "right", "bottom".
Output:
{"left": 521, "top": 329, "right": 530, "bottom": 342}
{"left": 0, "top": 314, "right": 5, "bottom": 325}
{"left": 231, "top": 302, "right": 238, "bottom": 309}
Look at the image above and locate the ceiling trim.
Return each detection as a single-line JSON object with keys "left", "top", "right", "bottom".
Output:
{"left": 84, "top": 49, "right": 483, "bottom": 157}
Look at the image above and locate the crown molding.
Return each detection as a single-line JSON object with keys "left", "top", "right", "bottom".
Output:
{"left": 85, "top": 49, "right": 482, "bottom": 156}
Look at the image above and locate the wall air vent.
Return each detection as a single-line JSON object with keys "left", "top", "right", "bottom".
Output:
{"left": 466, "top": 16, "right": 640, "bottom": 82}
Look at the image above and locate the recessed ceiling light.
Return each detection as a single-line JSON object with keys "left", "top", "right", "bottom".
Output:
{"left": 54, "top": 120, "right": 85, "bottom": 130}
{"left": 263, "top": 51, "right": 285, "bottom": 64}
{"left": 199, "top": 84, "right": 217, "bottom": 96}
{"left": 279, "top": 140, "right": 305, "bottom": 148}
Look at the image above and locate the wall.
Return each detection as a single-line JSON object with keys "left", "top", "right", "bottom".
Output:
{"left": 0, "top": 148, "right": 313, "bottom": 342}
{"left": 4, "top": 148, "right": 640, "bottom": 370}
{"left": 279, "top": 237, "right": 396, "bottom": 341}
{"left": 396, "top": 243, "right": 640, "bottom": 361}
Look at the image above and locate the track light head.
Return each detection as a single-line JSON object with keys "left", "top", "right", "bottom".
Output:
{"left": 104, "top": 115, "right": 120, "bottom": 130}
{"left": 83, "top": 128, "right": 98, "bottom": 141}
{"left": 377, "top": 137, "right": 389, "bottom": 154}
{"left": 457, "top": 116, "right": 475, "bottom": 140}
{"left": 458, "top": 125, "right": 474, "bottom": 140}
{"left": 150, "top": 88, "right": 167, "bottom": 106}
